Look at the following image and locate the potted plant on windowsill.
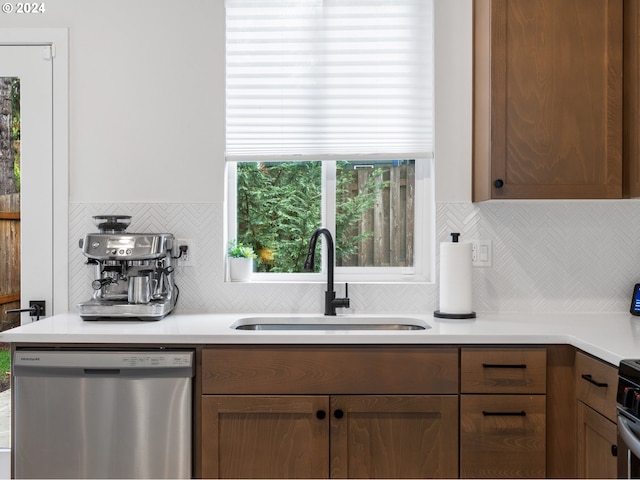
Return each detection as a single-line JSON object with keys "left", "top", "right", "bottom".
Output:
{"left": 227, "top": 240, "right": 257, "bottom": 282}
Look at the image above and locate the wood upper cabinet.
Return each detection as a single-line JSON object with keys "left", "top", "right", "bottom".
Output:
{"left": 473, "top": 0, "right": 623, "bottom": 200}
{"left": 624, "top": 0, "right": 640, "bottom": 197}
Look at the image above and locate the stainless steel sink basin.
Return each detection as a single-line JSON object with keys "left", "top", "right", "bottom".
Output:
{"left": 232, "top": 316, "right": 430, "bottom": 331}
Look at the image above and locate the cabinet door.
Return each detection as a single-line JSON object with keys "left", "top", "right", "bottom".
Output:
{"left": 625, "top": 0, "right": 640, "bottom": 197}
{"left": 576, "top": 402, "right": 617, "bottom": 479}
{"left": 460, "top": 394, "right": 546, "bottom": 478}
{"left": 201, "top": 396, "right": 330, "bottom": 479}
{"left": 473, "top": 0, "right": 623, "bottom": 200}
{"left": 330, "top": 395, "right": 458, "bottom": 479}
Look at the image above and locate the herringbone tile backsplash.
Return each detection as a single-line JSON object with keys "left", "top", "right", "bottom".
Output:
{"left": 69, "top": 201, "right": 640, "bottom": 314}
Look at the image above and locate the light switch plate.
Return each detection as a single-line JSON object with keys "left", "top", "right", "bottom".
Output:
{"left": 471, "top": 240, "right": 492, "bottom": 267}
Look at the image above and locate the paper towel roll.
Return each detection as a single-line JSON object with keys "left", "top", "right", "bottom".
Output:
{"left": 438, "top": 241, "right": 473, "bottom": 315}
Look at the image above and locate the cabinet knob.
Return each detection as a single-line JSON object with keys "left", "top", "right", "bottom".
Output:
{"left": 334, "top": 409, "right": 344, "bottom": 419}
{"left": 494, "top": 179, "right": 504, "bottom": 188}
{"left": 316, "top": 410, "right": 326, "bottom": 420}
{"left": 611, "top": 445, "right": 617, "bottom": 457}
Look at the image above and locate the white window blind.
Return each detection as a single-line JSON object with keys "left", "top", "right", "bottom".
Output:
{"left": 225, "top": 0, "right": 434, "bottom": 161}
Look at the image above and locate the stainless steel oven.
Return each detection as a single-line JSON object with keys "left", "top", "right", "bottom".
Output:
{"left": 617, "top": 359, "right": 640, "bottom": 478}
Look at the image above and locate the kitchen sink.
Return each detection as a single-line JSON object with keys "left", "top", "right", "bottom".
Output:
{"left": 232, "top": 316, "right": 430, "bottom": 331}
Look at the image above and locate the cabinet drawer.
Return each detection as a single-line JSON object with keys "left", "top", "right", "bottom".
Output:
{"left": 460, "top": 394, "right": 546, "bottom": 478}
{"left": 575, "top": 351, "right": 617, "bottom": 422}
{"left": 461, "top": 347, "right": 546, "bottom": 394}
{"left": 202, "top": 346, "right": 459, "bottom": 394}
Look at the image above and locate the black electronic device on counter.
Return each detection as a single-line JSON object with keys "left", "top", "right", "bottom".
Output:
{"left": 630, "top": 283, "right": 640, "bottom": 316}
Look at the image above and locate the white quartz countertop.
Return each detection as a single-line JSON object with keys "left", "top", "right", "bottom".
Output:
{"left": 2, "top": 311, "right": 640, "bottom": 366}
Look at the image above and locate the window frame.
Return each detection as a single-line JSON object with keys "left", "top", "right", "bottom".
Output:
{"left": 225, "top": 156, "right": 434, "bottom": 284}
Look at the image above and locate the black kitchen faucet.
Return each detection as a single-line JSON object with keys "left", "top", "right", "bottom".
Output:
{"left": 303, "top": 227, "right": 350, "bottom": 316}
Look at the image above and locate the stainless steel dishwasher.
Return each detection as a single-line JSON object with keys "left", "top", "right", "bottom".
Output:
{"left": 12, "top": 348, "right": 194, "bottom": 479}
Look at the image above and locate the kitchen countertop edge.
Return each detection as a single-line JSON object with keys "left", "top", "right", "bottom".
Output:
{"left": 1, "top": 311, "right": 638, "bottom": 366}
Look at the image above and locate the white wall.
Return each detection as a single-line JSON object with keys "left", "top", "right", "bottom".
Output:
{"left": 39, "top": 1, "right": 640, "bottom": 316}
{"left": 12, "top": 1, "right": 640, "bottom": 315}
{"left": 3, "top": 0, "right": 226, "bottom": 203}
{"left": 2, "top": 0, "right": 472, "bottom": 204}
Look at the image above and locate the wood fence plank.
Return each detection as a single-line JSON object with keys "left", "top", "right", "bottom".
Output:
{"left": 374, "top": 174, "right": 387, "bottom": 266}
{"left": 406, "top": 163, "right": 415, "bottom": 266}
{"left": 390, "top": 166, "right": 401, "bottom": 265}
{"left": 0, "top": 193, "right": 20, "bottom": 304}
{"left": 358, "top": 169, "right": 373, "bottom": 266}
{"left": 0, "top": 293, "right": 20, "bottom": 305}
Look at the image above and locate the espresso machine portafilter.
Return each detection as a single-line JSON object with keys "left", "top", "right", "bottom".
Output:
{"left": 77, "top": 215, "right": 179, "bottom": 321}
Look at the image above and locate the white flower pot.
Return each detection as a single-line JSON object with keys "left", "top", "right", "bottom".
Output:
{"left": 229, "top": 257, "right": 253, "bottom": 282}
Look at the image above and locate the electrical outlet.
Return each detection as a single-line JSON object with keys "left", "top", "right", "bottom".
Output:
{"left": 471, "top": 240, "right": 492, "bottom": 267}
{"left": 175, "top": 239, "right": 194, "bottom": 267}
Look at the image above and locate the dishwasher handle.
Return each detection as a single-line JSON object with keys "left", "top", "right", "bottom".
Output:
{"left": 84, "top": 368, "right": 121, "bottom": 375}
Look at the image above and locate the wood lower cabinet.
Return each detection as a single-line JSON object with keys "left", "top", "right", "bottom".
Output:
{"left": 197, "top": 345, "right": 619, "bottom": 479}
{"left": 576, "top": 402, "right": 617, "bottom": 479}
{"left": 575, "top": 351, "right": 618, "bottom": 479}
{"left": 202, "top": 395, "right": 330, "bottom": 478}
{"left": 201, "top": 394, "right": 459, "bottom": 479}
{"left": 460, "top": 347, "right": 547, "bottom": 478}
{"left": 199, "top": 346, "right": 459, "bottom": 479}
{"left": 460, "top": 395, "right": 546, "bottom": 478}
{"left": 330, "top": 395, "right": 458, "bottom": 479}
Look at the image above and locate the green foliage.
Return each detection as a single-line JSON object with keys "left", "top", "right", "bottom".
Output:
{"left": 237, "top": 162, "right": 322, "bottom": 273}
{"left": 227, "top": 240, "right": 257, "bottom": 259}
{"left": 11, "top": 78, "right": 20, "bottom": 140}
{"left": 236, "top": 161, "right": 387, "bottom": 273}
{"left": 0, "top": 349, "right": 9, "bottom": 375}
{"left": 11, "top": 78, "right": 20, "bottom": 191}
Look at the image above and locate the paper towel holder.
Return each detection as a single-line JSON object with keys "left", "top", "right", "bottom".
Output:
{"left": 434, "top": 232, "right": 476, "bottom": 319}
{"left": 434, "top": 310, "right": 476, "bottom": 319}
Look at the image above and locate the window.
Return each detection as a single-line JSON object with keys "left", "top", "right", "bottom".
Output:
{"left": 225, "top": 0, "right": 434, "bottom": 282}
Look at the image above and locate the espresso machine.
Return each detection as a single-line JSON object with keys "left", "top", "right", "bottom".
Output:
{"left": 77, "top": 215, "right": 179, "bottom": 321}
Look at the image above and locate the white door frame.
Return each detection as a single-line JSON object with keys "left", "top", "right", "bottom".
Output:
{"left": 0, "top": 29, "right": 69, "bottom": 318}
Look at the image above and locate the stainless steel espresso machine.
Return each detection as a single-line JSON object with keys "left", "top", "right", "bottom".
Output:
{"left": 77, "top": 215, "right": 179, "bottom": 321}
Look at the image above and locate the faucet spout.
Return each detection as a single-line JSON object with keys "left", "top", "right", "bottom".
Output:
{"left": 304, "top": 227, "right": 350, "bottom": 315}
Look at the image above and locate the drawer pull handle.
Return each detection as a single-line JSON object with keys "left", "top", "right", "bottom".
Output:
{"left": 482, "top": 363, "right": 527, "bottom": 369}
{"left": 581, "top": 374, "right": 608, "bottom": 388}
{"left": 482, "top": 410, "right": 526, "bottom": 417}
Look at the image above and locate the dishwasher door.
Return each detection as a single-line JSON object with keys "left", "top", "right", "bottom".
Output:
{"left": 13, "top": 349, "right": 194, "bottom": 479}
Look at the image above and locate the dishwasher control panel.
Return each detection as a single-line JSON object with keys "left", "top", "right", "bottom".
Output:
{"left": 13, "top": 350, "right": 194, "bottom": 370}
